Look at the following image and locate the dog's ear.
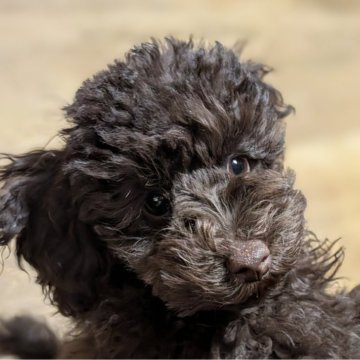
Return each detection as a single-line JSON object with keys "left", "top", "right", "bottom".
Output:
{"left": 0, "top": 150, "right": 112, "bottom": 316}
{"left": 0, "top": 150, "right": 58, "bottom": 243}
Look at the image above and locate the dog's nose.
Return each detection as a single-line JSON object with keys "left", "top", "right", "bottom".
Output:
{"left": 226, "top": 240, "right": 271, "bottom": 282}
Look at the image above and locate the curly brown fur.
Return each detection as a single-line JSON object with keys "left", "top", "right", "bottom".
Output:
{"left": 1, "top": 38, "right": 360, "bottom": 358}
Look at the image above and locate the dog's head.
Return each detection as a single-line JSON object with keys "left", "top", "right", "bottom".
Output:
{"left": 0, "top": 39, "right": 306, "bottom": 316}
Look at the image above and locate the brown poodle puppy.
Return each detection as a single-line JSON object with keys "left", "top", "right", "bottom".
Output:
{"left": 1, "top": 38, "right": 360, "bottom": 358}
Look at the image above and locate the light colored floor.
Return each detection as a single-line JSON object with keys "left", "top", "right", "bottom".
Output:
{"left": 0, "top": 0, "right": 359, "bottom": 334}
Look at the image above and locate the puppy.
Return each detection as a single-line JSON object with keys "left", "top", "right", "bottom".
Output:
{"left": 1, "top": 38, "right": 359, "bottom": 358}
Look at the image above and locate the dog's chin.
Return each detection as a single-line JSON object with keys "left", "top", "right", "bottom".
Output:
{"left": 148, "top": 269, "right": 273, "bottom": 317}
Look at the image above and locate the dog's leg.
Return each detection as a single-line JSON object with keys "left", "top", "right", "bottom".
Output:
{"left": 0, "top": 315, "right": 59, "bottom": 359}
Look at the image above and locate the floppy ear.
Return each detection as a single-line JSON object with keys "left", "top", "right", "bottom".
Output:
{"left": 0, "top": 150, "right": 113, "bottom": 316}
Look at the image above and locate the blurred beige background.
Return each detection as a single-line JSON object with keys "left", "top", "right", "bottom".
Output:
{"left": 0, "top": 0, "right": 359, "bottom": 334}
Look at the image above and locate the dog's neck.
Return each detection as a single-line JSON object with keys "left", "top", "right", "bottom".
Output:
{"left": 69, "top": 266, "right": 243, "bottom": 358}
{"left": 68, "top": 260, "right": 330, "bottom": 358}
{"left": 69, "top": 249, "right": 334, "bottom": 358}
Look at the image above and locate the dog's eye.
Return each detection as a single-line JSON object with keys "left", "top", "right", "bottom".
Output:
{"left": 228, "top": 156, "right": 250, "bottom": 175}
{"left": 144, "top": 191, "right": 170, "bottom": 217}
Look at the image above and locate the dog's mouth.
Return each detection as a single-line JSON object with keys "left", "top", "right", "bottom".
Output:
{"left": 142, "top": 249, "right": 275, "bottom": 317}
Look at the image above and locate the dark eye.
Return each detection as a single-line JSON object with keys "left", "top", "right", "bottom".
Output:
{"left": 144, "top": 191, "right": 170, "bottom": 217}
{"left": 228, "top": 156, "right": 250, "bottom": 175}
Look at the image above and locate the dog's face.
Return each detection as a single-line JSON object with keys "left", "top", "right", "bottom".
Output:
{"left": 0, "top": 39, "right": 306, "bottom": 316}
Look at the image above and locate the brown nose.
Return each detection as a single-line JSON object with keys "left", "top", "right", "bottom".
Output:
{"left": 226, "top": 240, "right": 271, "bottom": 282}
